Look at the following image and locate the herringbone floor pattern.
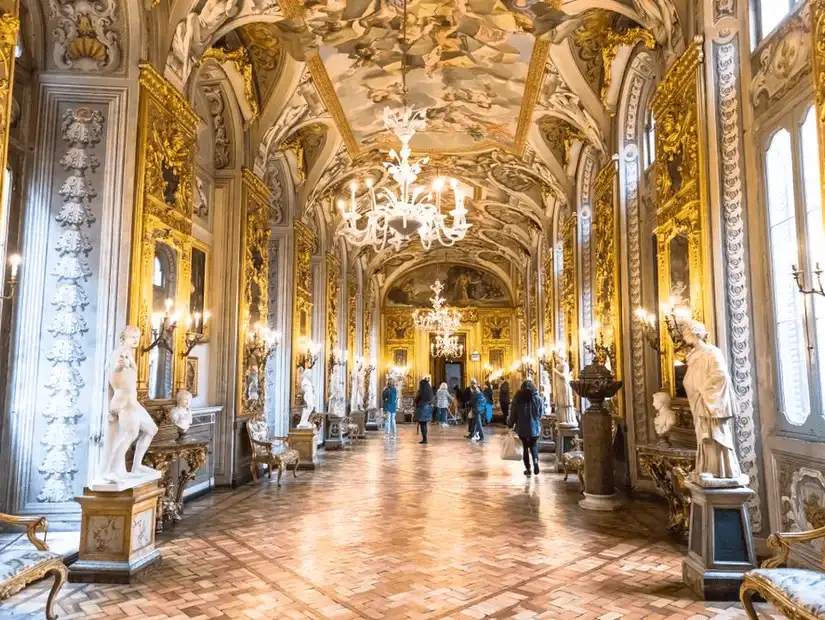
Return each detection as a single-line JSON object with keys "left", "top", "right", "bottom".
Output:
{"left": 3, "top": 425, "right": 776, "bottom": 620}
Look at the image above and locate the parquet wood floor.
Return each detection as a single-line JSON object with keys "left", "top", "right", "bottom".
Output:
{"left": 2, "top": 425, "right": 777, "bottom": 620}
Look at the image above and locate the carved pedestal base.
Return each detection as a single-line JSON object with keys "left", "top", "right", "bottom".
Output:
{"left": 555, "top": 425, "right": 579, "bottom": 471}
{"left": 538, "top": 416, "right": 556, "bottom": 454}
{"left": 325, "top": 415, "right": 346, "bottom": 450}
{"left": 682, "top": 482, "right": 756, "bottom": 601}
{"left": 70, "top": 480, "right": 163, "bottom": 584}
{"left": 288, "top": 428, "right": 319, "bottom": 469}
{"left": 366, "top": 407, "right": 380, "bottom": 431}
{"left": 350, "top": 410, "right": 366, "bottom": 438}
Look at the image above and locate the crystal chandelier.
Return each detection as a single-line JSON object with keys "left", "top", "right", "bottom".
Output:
{"left": 413, "top": 280, "right": 461, "bottom": 334}
{"left": 335, "top": 0, "right": 470, "bottom": 252}
{"left": 431, "top": 331, "right": 464, "bottom": 359}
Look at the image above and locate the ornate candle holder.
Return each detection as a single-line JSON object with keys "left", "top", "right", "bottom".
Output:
{"left": 634, "top": 303, "right": 691, "bottom": 355}
{"left": 296, "top": 339, "right": 320, "bottom": 370}
{"left": 181, "top": 311, "right": 211, "bottom": 357}
{"left": 144, "top": 299, "right": 179, "bottom": 354}
{"left": 247, "top": 324, "right": 281, "bottom": 369}
{"left": 1, "top": 253, "right": 21, "bottom": 300}
{"left": 511, "top": 356, "right": 536, "bottom": 378}
{"left": 792, "top": 262, "right": 825, "bottom": 297}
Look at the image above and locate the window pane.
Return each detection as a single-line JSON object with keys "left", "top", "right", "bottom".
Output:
{"left": 767, "top": 129, "right": 810, "bottom": 425}
{"left": 759, "top": 0, "right": 792, "bottom": 39}
{"left": 801, "top": 107, "right": 825, "bottom": 423}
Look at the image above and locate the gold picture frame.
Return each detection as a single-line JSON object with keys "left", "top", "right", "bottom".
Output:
{"left": 185, "top": 357, "right": 199, "bottom": 398}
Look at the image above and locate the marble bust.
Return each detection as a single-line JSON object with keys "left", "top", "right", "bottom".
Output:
{"left": 297, "top": 368, "right": 316, "bottom": 429}
{"left": 170, "top": 390, "right": 193, "bottom": 438}
{"left": 96, "top": 325, "right": 160, "bottom": 488}
{"left": 680, "top": 320, "right": 748, "bottom": 487}
{"left": 552, "top": 352, "right": 578, "bottom": 428}
{"left": 652, "top": 391, "right": 677, "bottom": 444}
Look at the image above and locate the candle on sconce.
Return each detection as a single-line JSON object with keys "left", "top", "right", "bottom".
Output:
{"left": 165, "top": 298, "right": 174, "bottom": 313}
{"left": 8, "top": 253, "right": 21, "bottom": 280}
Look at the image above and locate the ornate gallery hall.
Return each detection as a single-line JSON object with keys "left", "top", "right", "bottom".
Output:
{"left": 1, "top": 0, "right": 825, "bottom": 618}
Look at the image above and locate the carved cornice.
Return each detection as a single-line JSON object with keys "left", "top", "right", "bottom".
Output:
{"left": 514, "top": 38, "right": 550, "bottom": 156}
{"left": 139, "top": 64, "right": 200, "bottom": 129}
{"left": 307, "top": 55, "right": 358, "bottom": 157}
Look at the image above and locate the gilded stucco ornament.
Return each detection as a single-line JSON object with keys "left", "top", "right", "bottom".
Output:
{"left": 49, "top": 0, "right": 121, "bottom": 73}
{"left": 202, "top": 47, "right": 259, "bottom": 121}
{"left": 751, "top": 4, "right": 811, "bottom": 106}
{"left": 632, "top": 0, "right": 683, "bottom": 63}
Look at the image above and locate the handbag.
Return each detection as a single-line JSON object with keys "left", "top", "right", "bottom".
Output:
{"left": 501, "top": 432, "right": 522, "bottom": 461}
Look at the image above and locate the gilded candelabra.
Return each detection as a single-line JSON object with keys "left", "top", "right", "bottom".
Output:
{"left": 1, "top": 253, "right": 21, "bottom": 300}
{"left": 247, "top": 323, "right": 281, "bottom": 368}
{"left": 634, "top": 303, "right": 692, "bottom": 355}
{"left": 144, "top": 299, "right": 179, "bottom": 354}
{"left": 792, "top": 262, "right": 825, "bottom": 297}
{"left": 296, "top": 339, "right": 321, "bottom": 370}
{"left": 511, "top": 356, "right": 536, "bottom": 378}
{"left": 181, "top": 311, "right": 211, "bottom": 357}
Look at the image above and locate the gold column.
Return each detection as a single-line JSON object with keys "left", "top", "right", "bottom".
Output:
{"left": 238, "top": 168, "right": 272, "bottom": 419}
{"left": 560, "top": 214, "right": 579, "bottom": 373}
{"left": 129, "top": 64, "right": 200, "bottom": 400}
{"left": 542, "top": 248, "right": 555, "bottom": 348}
{"left": 325, "top": 252, "right": 340, "bottom": 401}
{"left": 0, "top": 10, "right": 18, "bottom": 257}
{"left": 363, "top": 279, "right": 375, "bottom": 361}
{"left": 292, "top": 220, "right": 313, "bottom": 406}
{"left": 347, "top": 273, "right": 357, "bottom": 393}
{"left": 592, "top": 159, "right": 621, "bottom": 412}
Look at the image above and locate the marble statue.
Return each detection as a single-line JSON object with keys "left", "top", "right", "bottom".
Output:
{"left": 652, "top": 391, "right": 677, "bottom": 443}
{"left": 246, "top": 365, "right": 260, "bottom": 402}
{"left": 170, "top": 390, "right": 193, "bottom": 438}
{"left": 680, "top": 320, "right": 748, "bottom": 487}
{"left": 328, "top": 365, "right": 347, "bottom": 417}
{"left": 351, "top": 359, "right": 364, "bottom": 411}
{"left": 552, "top": 352, "right": 578, "bottom": 428}
{"left": 297, "top": 368, "right": 316, "bottom": 428}
{"left": 98, "top": 326, "right": 159, "bottom": 485}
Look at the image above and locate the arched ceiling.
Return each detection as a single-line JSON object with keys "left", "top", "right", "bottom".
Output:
{"left": 161, "top": 0, "right": 686, "bottom": 295}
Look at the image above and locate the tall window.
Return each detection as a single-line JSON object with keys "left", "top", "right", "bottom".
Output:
{"left": 755, "top": 0, "right": 801, "bottom": 42}
{"left": 643, "top": 109, "right": 655, "bottom": 169}
{"left": 765, "top": 104, "right": 825, "bottom": 439}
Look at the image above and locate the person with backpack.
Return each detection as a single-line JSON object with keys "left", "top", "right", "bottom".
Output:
{"left": 382, "top": 379, "right": 398, "bottom": 440}
{"left": 508, "top": 379, "right": 544, "bottom": 476}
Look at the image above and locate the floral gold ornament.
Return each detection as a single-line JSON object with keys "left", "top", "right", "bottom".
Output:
{"left": 292, "top": 220, "right": 314, "bottom": 406}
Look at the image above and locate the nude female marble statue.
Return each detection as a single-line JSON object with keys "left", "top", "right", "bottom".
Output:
{"left": 99, "top": 326, "right": 159, "bottom": 484}
{"left": 297, "top": 368, "right": 316, "bottom": 428}
{"left": 552, "top": 351, "right": 578, "bottom": 427}
{"left": 680, "top": 320, "right": 748, "bottom": 487}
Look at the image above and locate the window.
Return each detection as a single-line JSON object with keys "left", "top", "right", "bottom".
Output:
{"left": 765, "top": 104, "right": 825, "bottom": 439}
{"left": 755, "top": 0, "right": 801, "bottom": 42}
{"left": 643, "top": 109, "right": 655, "bottom": 169}
{"left": 153, "top": 256, "right": 164, "bottom": 287}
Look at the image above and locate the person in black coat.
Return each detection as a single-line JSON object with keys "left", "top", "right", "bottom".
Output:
{"left": 508, "top": 379, "right": 544, "bottom": 476}
{"left": 463, "top": 383, "right": 474, "bottom": 435}
{"left": 414, "top": 377, "right": 434, "bottom": 444}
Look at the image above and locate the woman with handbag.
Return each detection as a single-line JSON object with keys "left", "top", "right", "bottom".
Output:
{"left": 508, "top": 379, "right": 544, "bottom": 476}
{"left": 414, "top": 376, "right": 434, "bottom": 444}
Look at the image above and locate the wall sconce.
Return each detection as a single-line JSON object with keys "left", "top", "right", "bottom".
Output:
{"left": 181, "top": 311, "right": 211, "bottom": 357}
{"left": 634, "top": 302, "right": 691, "bottom": 355}
{"left": 328, "top": 348, "right": 342, "bottom": 375}
{"left": 296, "top": 339, "right": 321, "bottom": 370}
{"left": 792, "top": 262, "right": 825, "bottom": 297}
{"left": 537, "top": 347, "right": 553, "bottom": 376}
{"left": 247, "top": 323, "right": 281, "bottom": 367}
{"left": 511, "top": 356, "right": 536, "bottom": 378}
{"left": 144, "top": 298, "right": 179, "bottom": 353}
{"left": 582, "top": 322, "right": 616, "bottom": 370}
{"left": 1, "top": 253, "right": 21, "bottom": 300}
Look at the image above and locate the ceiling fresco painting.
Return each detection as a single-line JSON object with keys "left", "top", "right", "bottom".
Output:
{"left": 385, "top": 264, "right": 511, "bottom": 307}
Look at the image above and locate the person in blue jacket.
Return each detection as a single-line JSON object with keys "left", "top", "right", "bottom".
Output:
{"left": 470, "top": 382, "right": 487, "bottom": 442}
{"left": 414, "top": 376, "right": 434, "bottom": 444}
{"left": 382, "top": 379, "right": 398, "bottom": 439}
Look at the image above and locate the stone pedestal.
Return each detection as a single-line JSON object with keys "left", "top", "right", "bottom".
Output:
{"left": 555, "top": 424, "right": 579, "bottom": 472}
{"left": 70, "top": 479, "right": 163, "bottom": 584}
{"left": 538, "top": 416, "right": 556, "bottom": 454}
{"left": 350, "top": 410, "right": 366, "bottom": 438}
{"left": 288, "top": 428, "right": 319, "bottom": 469}
{"left": 580, "top": 409, "right": 621, "bottom": 512}
{"left": 324, "top": 415, "right": 346, "bottom": 450}
{"left": 682, "top": 482, "right": 757, "bottom": 601}
{"left": 366, "top": 407, "right": 380, "bottom": 431}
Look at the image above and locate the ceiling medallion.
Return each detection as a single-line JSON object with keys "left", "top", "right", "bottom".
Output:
{"left": 335, "top": 0, "right": 470, "bottom": 252}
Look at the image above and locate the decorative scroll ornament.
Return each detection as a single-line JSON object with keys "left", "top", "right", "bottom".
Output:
{"left": 50, "top": 0, "right": 121, "bottom": 73}
{"left": 751, "top": 3, "right": 811, "bottom": 106}
{"left": 39, "top": 107, "right": 104, "bottom": 502}
{"left": 781, "top": 467, "right": 825, "bottom": 550}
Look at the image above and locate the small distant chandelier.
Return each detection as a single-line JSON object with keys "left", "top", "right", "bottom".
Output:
{"left": 336, "top": 0, "right": 470, "bottom": 252}
{"left": 431, "top": 331, "right": 465, "bottom": 359}
{"left": 413, "top": 280, "right": 461, "bottom": 334}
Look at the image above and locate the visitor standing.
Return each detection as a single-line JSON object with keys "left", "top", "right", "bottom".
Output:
{"left": 470, "top": 382, "right": 486, "bottom": 442}
{"left": 508, "top": 379, "right": 543, "bottom": 476}
{"left": 499, "top": 380, "right": 511, "bottom": 421}
{"left": 483, "top": 381, "right": 494, "bottom": 425}
{"left": 382, "top": 379, "right": 398, "bottom": 439}
{"left": 436, "top": 382, "right": 451, "bottom": 426}
{"left": 414, "top": 376, "right": 434, "bottom": 444}
{"left": 465, "top": 379, "right": 478, "bottom": 437}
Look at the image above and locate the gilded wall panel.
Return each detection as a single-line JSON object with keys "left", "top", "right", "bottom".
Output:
{"left": 240, "top": 168, "right": 272, "bottom": 419}
{"left": 560, "top": 215, "right": 579, "bottom": 372}
{"left": 347, "top": 274, "right": 357, "bottom": 396}
{"left": 813, "top": 1, "right": 825, "bottom": 235}
{"left": 543, "top": 252, "right": 554, "bottom": 348}
{"left": 292, "top": 220, "right": 313, "bottom": 406}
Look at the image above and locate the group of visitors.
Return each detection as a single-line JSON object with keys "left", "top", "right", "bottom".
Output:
{"left": 381, "top": 374, "right": 543, "bottom": 476}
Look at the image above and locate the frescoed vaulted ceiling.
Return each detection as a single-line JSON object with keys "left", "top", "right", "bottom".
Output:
{"left": 158, "top": 0, "right": 686, "bottom": 301}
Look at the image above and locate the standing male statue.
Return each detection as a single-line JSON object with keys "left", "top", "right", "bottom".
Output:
{"left": 552, "top": 351, "right": 578, "bottom": 428}
{"left": 97, "top": 326, "right": 159, "bottom": 486}
{"left": 297, "top": 367, "right": 316, "bottom": 429}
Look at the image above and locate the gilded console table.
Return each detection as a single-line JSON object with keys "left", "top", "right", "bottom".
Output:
{"left": 637, "top": 444, "right": 696, "bottom": 538}
{"left": 144, "top": 439, "right": 208, "bottom": 532}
